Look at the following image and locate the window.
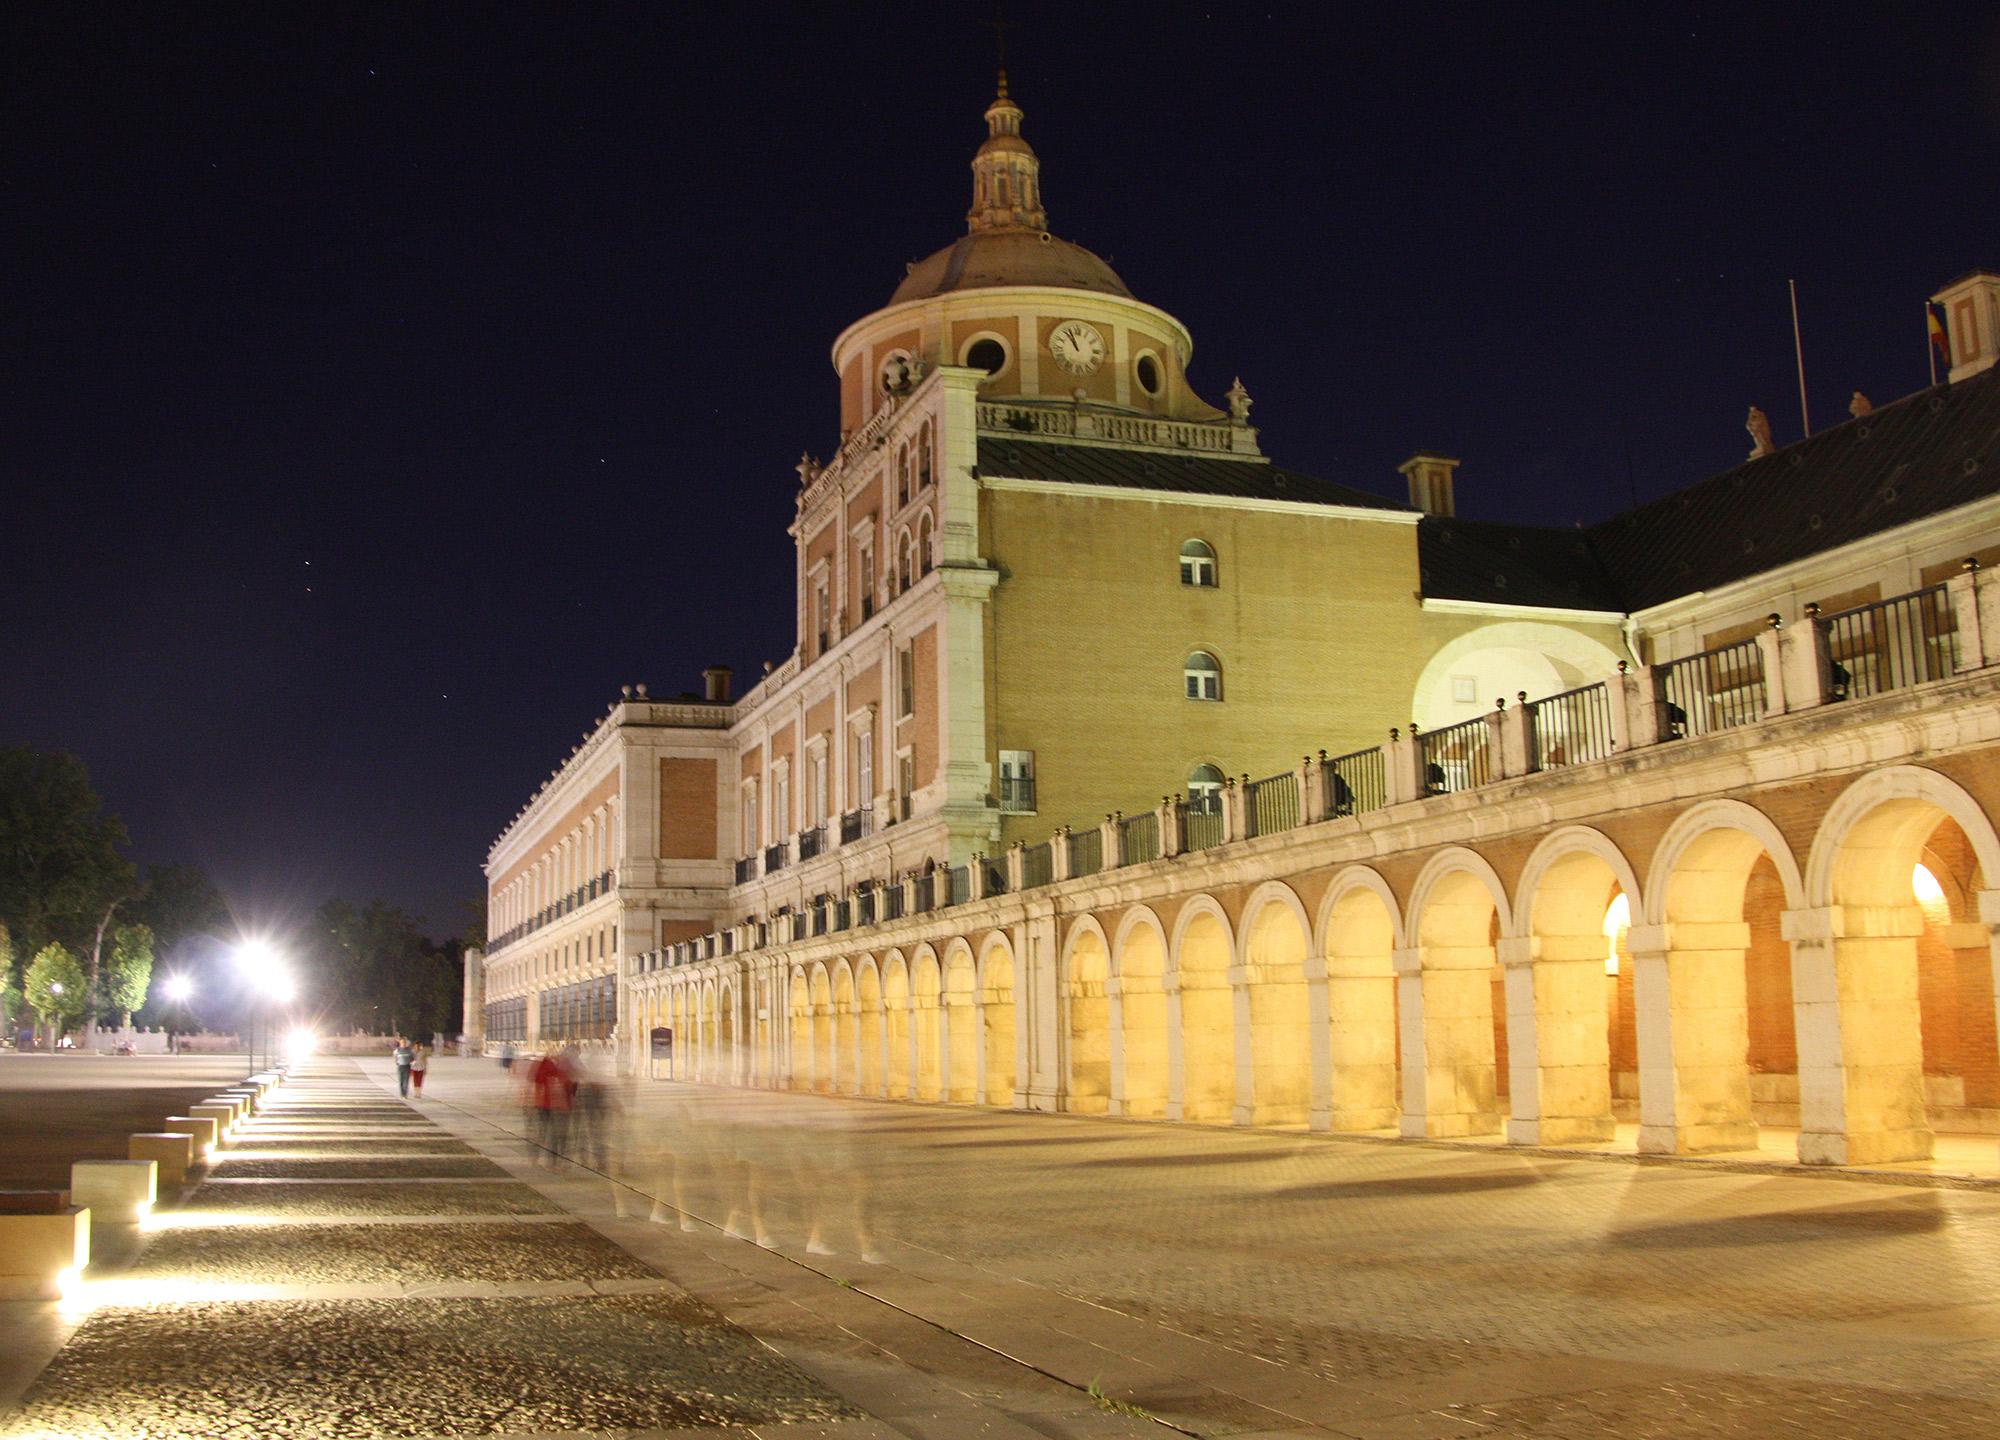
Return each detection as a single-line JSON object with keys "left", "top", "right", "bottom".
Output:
{"left": 898, "top": 646, "right": 915, "bottom": 717}
{"left": 814, "top": 583, "right": 830, "bottom": 655}
{"left": 998, "top": 750, "right": 1036, "bottom": 813}
{"left": 917, "top": 422, "right": 933, "bottom": 488}
{"left": 858, "top": 543, "right": 876, "bottom": 619}
{"left": 1187, "top": 763, "right": 1225, "bottom": 814}
{"left": 772, "top": 765, "right": 790, "bottom": 838}
{"left": 1451, "top": 675, "right": 1477, "bottom": 704}
{"left": 898, "top": 530, "right": 913, "bottom": 591}
{"left": 1135, "top": 351, "right": 1163, "bottom": 397}
{"left": 810, "top": 750, "right": 828, "bottom": 825}
{"left": 918, "top": 512, "right": 934, "bottom": 575}
{"left": 896, "top": 444, "right": 911, "bottom": 507}
{"left": 1179, "top": 539, "right": 1217, "bottom": 587}
{"left": 1184, "top": 650, "right": 1222, "bottom": 701}
{"left": 741, "top": 781, "right": 758, "bottom": 850}
{"left": 964, "top": 336, "right": 1007, "bottom": 376}
{"left": 898, "top": 750, "right": 915, "bottom": 819}
{"left": 854, "top": 727, "right": 874, "bottom": 805}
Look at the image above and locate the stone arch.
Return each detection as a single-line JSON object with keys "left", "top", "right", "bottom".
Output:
{"left": 1112, "top": 906, "right": 1170, "bottom": 1118}
{"left": 788, "top": 970, "right": 812, "bottom": 1090}
{"left": 881, "top": 950, "right": 912, "bottom": 1099}
{"left": 1169, "top": 896, "right": 1237, "bottom": 1123}
{"left": 832, "top": 960, "right": 860, "bottom": 1096}
{"left": 1238, "top": 881, "right": 1315, "bottom": 1127}
{"left": 911, "top": 946, "right": 943, "bottom": 1101}
{"left": 941, "top": 939, "right": 980, "bottom": 1103}
{"left": 855, "top": 955, "right": 885, "bottom": 1097}
{"left": 1060, "top": 917, "right": 1113, "bottom": 1114}
{"left": 1411, "top": 621, "right": 1626, "bottom": 733}
{"left": 808, "top": 964, "right": 834, "bottom": 1095}
{"left": 977, "top": 931, "right": 1017, "bottom": 1107}
{"left": 718, "top": 980, "right": 738, "bottom": 1085}
{"left": 1796, "top": 767, "right": 2000, "bottom": 1164}
{"left": 1402, "top": 847, "right": 1511, "bottom": 1138}
{"left": 1505, "top": 827, "right": 1642, "bottom": 1145}
{"left": 1315, "top": 867, "right": 1404, "bottom": 1132}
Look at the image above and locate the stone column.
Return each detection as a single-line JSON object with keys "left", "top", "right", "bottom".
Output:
{"left": 1298, "top": 756, "right": 1322, "bottom": 824}
{"left": 1946, "top": 565, "right": 1987, "bottom": 670}
{"left": 1051, "top": 829, "right": 1073, "bottom": 883}
{"left": 462, "top": 947, "right": 486, "bottom": 1052}
{"left": 1785, "top": 904, "right": 1935, "bottom": 1165}
{"left": 1502, "top": 934, "right": 1615, "bottom": 1145}
{"left": 1385, "top": 729, "right": 1423, "bottom": 806}
{"left": 1158, "top": 797, "right": 1183, "bottom": 858}
{"left": 1222, "top": 778, "right": 1248, "bottom": 843}
{"left": 1396, "top": 944, "right": 1501, "bottom": 1138}
{"left": 1104, "top": 974, "right": 1128, "bottom": 1116}
{"left": 1324, "top": 952, "right": 1399, "bottom": 1131}
{"left": 1612, "top": 663, "right": 1666, "bottom": 751}
{"left": 1629, "top": 922, "right": 1758, "bottom": 1154}
{"left": 1023, "top": 915, "right": 1060, "bottom": 1112}
{"left": 1499, "top": 698, "right": 1533, "bottom": 778}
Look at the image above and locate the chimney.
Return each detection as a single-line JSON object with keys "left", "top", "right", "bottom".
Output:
{"left": 1398, "top": 453, "right": 1461, "bottom": 517}
{"left": 702, "top": 665, "right": 734, "bottom": 704}
{"left": 1934, "top": 270, "right": 2000, "bottom": 383}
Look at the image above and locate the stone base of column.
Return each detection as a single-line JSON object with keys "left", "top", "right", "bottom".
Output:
{"left": 1321, "top": 1104, "right": 1398, "bottom": 1133}
{"left": 1507, "top": 1113, "right": 1615, "bottom": 1146}
{"left": 1800, "top": 1125, "right": 1935, "bottom": 1166}
{"left": 1401, "top": 1110, "right": 1500, "bottom": 1139}
{"left": 1637, "top": 1120, "right": 1759, "bottom": 1154}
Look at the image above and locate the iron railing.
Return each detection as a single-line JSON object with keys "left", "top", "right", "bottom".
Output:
{"left": 1181, "top": 801, "right": 1224, "bottom": 850}
{"left": 855, "top": 887, "right": 877, "bottom": 926}
{"left": 883, "top": 885, "right": 905, "bottom": 921}
{"left": 982, "top": 856, "right": 1009, "bottom": 896}
{"left": 1119, "top": 810, "right": 1160, "bottom": 865}
{"left": 1022, "top": 841, "right": 1053, "bottom": 889}
{"left": 798, "top": 825, "right": 826, "bottom": 861}
{"left": 839, "top": 806, "right": 870, "bottom": 846}
{"left": 1069, "top": 827, "right": 1103, "bottom": 878}
{"left": 1527, "top": 683, "right": 1615, "bottom": 771}
{"left": 764, "top": 841, "right": 789, "bottom": 874}
{"left": 947, "top": 866, "right": 970, "bottom": 905}
{"left": 914, "top": 873, "right": 936, "bottom": 912}
{"left": 1418, "top": 716, "right": 1493, "bottom": 795}
{"left": 1322, "top": 747, "right": 1385, "bottom": 817}
{"left": 1247, "top": 771, "right": 1299, "bottom": 836}
{"left": 733, "top": 855, "right": 757, "bottom": 885}
{"left": 998, "top": 775, "right": 1037, "bottom": 813}
{"left": 1658, "top": 636, "right": 1765, "bottom": 738}
{"left": 1819, "top": 586, "right": 1956, "bottom": 701}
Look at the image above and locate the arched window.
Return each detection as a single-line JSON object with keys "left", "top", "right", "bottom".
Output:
{"left": 1183, "top": 650, "right": 1222, "bottom": 701}
{"left": 898, "top": 529, "right": 913, "bottom": 591}
{"left": 918, "top": 512, "right": 934, "bottom": 575}
{"left": 896, "top": 444, "right": 911, "bottom": 508}
{"left": 917, "top": 422, "right": 933, "bottom": 489}
{"left": 1186, "top": 763, "right": 1225, "bottom": 815}
{"left": 1179, "top": 539, "right": 1217, "bottom": 587}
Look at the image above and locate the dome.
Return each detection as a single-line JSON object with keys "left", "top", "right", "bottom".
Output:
{"left": 890, "top": 229, "right": 1132, "bottom": 305}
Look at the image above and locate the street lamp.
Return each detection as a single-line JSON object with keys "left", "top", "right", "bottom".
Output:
{"left": 162, "top": 976, "right": 193, "bottom": 1055}
{"left": 232, "top": 941, "right": 295, "bottom": 1074}
{"left": 47, "top": 983, "right": 64, "bottom": 1051}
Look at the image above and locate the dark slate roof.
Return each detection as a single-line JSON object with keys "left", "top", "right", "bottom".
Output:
{"left": 1421, "top": 363, "right": 2000, "bottom": 612}
{"left": 975, "top": 437, "right": 1409, "bottom": 512}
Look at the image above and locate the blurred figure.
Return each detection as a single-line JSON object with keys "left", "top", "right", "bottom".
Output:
{"left": 392, "top": 1035, "right": 414, "bottom": 1098}
{"left": 410, "top": 1042, "right": 429, "bottom": 1098}
{"left": 795, "top": 1098, "right": 881, "bottom": 1263}
{"left": 526, "top": 1046, "right": 572, "bottom": 1166}
{"left": 497, "top": 1039, "right": 515, "bottom": 1073}
{"left": 567, "top": 1049, "right": 609, "bottom": 1170}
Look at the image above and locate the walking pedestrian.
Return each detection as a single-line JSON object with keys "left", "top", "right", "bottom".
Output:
{"left": 498, "top": 1039, "right": 515, "bottom": 1073}
{"left": 392, "top": 1035, "right": 415, "bottom": 1098}
{"left": 526, "top": 1046, "right": 572, "bottom": 1165}
{"left": 410, "top": 1042, "right": 429, "bottom": 1098}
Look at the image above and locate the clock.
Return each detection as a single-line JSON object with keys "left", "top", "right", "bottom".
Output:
{"left": 1049, "top": 319, "right": 1106, "bottom": 375}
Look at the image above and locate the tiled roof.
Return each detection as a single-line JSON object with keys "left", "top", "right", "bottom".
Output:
{"left": 1422, "top": 364, "right": 2000, "bottom": 612}
{"left": 975, "top": 437, "right": 1409, "bottom": 512}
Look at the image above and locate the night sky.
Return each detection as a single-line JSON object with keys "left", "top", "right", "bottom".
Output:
{"left": 7, "top": 3, "right": 1996, "bottom": 937}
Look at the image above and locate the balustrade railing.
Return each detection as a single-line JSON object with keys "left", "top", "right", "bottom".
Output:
{"left": 798, "top": 825, "right": 826, "bottom": 861}
{"left": 1322, "top": 747, "right": 1385, "bottom": 816}
{"left": 1418, "top": 716, "right": 1493, "bottom": 795}
{"left": 981, "top": 856, "right": 1009, "bottom": 896}
{"left": 763, "top": 841, "right": 789, "bottom": 874}
{"left": 1181, "top": 801, "right": 1224, "bottom": 851}
{"left": 1658, "top": 637, "right": 1765, "bottom": 738}
{"left": 1022, "top": 841, "right": 1053, "bottom": 889}
{"left": 1528, "top": 683, "right": 1615, "bottom": 771}
{"left": 1247, "top": 772, "right": 1298, "bottom": 836}
{"left": 948, "top": 866, "right": 970, "bottom": 905}
{"left": 1819, "top": 586, "right": 1956, "bottom": 701}
{"left": 1120, "top": 811, "right": 1159, "bottom": 865}
{"left": 839, "top": 806, "right": 870, "bottom": 846}
{"left": 733, "top": 855, "right": 757, "bottom": 885}
{"left": 914, "top": 873, "right": 936, "bottom": 913}
{"left": 1070, "top": 827, "right": 1103, "bottom": 878}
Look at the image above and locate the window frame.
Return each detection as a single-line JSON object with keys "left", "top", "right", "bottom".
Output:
{"left": 1184, "top": 650, "right": 1223, "bottom": 702}
{"left": 1179, "top": 538, "right": 1218, "bottom": 588}
{"left": 1186, "top": 763, "right": 1225, "bottom": 814}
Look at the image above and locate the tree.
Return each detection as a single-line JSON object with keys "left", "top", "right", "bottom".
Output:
{"left": 102, "top": 922, "right": 155, "bottom": 1028}
{"left": 24, "top": 942, "right": 84, "bottom": 1046}
{"left": 0, "top": 749, "right": 133, "bottom": 957}
{"left": 0, "top": 922, "right": 19, "bottom": 1038}
{"left": 128, "top": 864, "right": 227, "bottom": 950}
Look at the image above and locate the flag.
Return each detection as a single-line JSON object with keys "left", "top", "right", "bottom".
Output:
{"left": 1929, "top": 305, "right": 1951, "bottom": 364}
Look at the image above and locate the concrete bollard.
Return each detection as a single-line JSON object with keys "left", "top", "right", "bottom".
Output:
{"left": 0, "top": 1195, "right": 90, "bottom": 1300}
{"left": 71, "top": 1160, "right": 156, "bottom": 1225}
{"left": 165, "top": 1115, "right": 219, "bottom": 1157}
{"left": 129, "top": 1132, "right": 196, "bottom": 1186}
{"left": 190, "top": 1102, "right": 238, "bottom": 1138}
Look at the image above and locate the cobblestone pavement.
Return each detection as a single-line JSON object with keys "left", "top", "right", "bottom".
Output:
{"left": 411, "top": 1059, "right": 2000, "bottom": 1439}
{"left": 2, "top": 1060, "right": 867, "bottom": 1439}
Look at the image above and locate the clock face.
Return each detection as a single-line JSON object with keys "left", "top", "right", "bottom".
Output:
{"left": 1049, "top": 319, "right": 1106, "bottom": 375}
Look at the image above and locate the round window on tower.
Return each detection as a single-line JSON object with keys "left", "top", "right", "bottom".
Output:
{"left": 962, "top": 335, "right": 1009, "bottom": 377}
{"left": 1134, "top": 351, "right": 1163, "bottom": 397}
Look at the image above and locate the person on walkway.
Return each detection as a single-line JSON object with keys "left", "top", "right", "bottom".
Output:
{"left": 410, "top": 1042, "right": 429, "bottom": 1098}
{"left": 392, "top": 1036, "right": 415, "bottom": 1097}
{"left": 497, "top": 1039, "right": 515, "bottom": 1073}
{"left": 526, "top": 1045, "right": 572, "bottom": 1166}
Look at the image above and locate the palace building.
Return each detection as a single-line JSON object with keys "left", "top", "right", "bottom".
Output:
{"left": 470, "top": 81, "right": 2000, "bottom": 1169}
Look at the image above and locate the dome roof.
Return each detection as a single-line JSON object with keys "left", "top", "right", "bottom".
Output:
{"left": 890, "top": 228, "right": 1132, "bottom": 305}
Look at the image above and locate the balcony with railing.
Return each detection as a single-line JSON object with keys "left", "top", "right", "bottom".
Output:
{"left": 733, "top": 854, "right": 757, "bottom": 885}
{"left": 763, "top": 841, "right": 789, "bottom": 875}
{"left": 1322, "top": 747, "right": 1385, "bottom": 817}
{"left": 1021, "top": 840, "right": 1053, "bottom": 889}
{"left": 485, "top": 869, "right": 616, "bottom": 955}
{"left": 1418, "top": 716, "right": 1494, "bottom": 795}
{"left": 1120, "top": 810, "right": 1160, "bottom": 865}
{"left": 1527, "top": 683, "right": 1615, "bottom": 771}
{"left": 1658, "top": 635, "right": 1765, "bottom": 738}
{"left": 1180, "top": 799, "right": 1224, "bottom": 851}
{"left": 1069, "top": 827, "right": 1103, "bottom": 878}
{"left": 798, "top": 824, "right": 826, "bottom": 862}
{"left": 998, "top": 775, "right": 1037, "bottom": 814}
{"left": 1247, "top": 771, "right": 1299, "bottom": 837}
{"left": 839, "top": 805, "right": 872, "bottom": 846}
{"left": 1818, "top": 587, "right": 1956, "bottom": 700}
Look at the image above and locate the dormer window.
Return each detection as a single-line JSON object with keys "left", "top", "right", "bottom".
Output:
{"left": 1180, "top": 539, "right": 1217, "bottom": 587}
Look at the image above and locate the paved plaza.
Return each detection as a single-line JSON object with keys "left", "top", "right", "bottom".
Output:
{"left": 5, "top": 1056, "right": 2000, "bottom": 1437}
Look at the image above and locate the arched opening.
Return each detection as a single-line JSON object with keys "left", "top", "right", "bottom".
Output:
{"left": 981, "top": 940, "right": 1017, "bottom": 1107}
{"left": 1174, "top": 905, "right": 1236, "bottom": 1123}
{"left": 1242, "top": 889, "right": 1313, "bottom": 1127}
{"left": 858, "top": 962, "right": 885, "bottom": 1097}
{"left": 719, "top": 985, "right": 738, "bottom": 1086}
{"left": 1640, "top": 810, "right": 1799, "bottom": 1155}
{"left": 883, "top": 954, "right": 912, "bottom": 1099}
{"left": 1803, "top": 772, "right": 2000, "bottom": 1164}
{"left": 1511, "top": 834, "right": 1635, "bottom": 1145}
{"left": 834, "top": 966, "right": 859, "bottom": 1096}
{"left": 1116, "top": 914, "right": 1170, "bottom": 1118}
{"left": 696, "top": 986, "right": 715, "bottom": 1081}
{"left": 1064, "top": 926, "right": 1111, "bottom": 1114}
{"left": 809, "top": 968, "right": 834, "bottom": 1095}
{"left": 1403, "top": 857, "right": 1505, "bottom": 1138}
{"left": 784, "top": 980, "right": 808, "bottom": 1088}
{"left": 1320, "top": 875, "right": 1401, "bottom": 1131}
{"left": 943, "top": 947, "right": 980, "bottom": 1103}
{"left": 751, "top": 975, "right": 773, "bottom": 1087}
{"left": 912, "top": 952, "right": 942, "bottom": 1101}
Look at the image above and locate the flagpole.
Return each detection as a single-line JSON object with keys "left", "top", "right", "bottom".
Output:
{"left": 1789, "top": 279, "right": 1810, "bottom": 436}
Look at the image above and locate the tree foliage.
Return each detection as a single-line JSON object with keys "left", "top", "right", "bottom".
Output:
{"left": 24, "top": 942, "right": 85, "bottom": 1026}
{"left": 103, "top": 922, "right": 155, "bottom": 1025}
{"left": 308, "top": 899, "right": 462, "bottom": 1039}
{"left": 0, "top": 748, "right": 134, "bottom": 957}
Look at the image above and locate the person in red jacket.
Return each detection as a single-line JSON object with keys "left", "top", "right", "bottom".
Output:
{"left": 526, "top": 1047, "right": 572, "bottom": 1166}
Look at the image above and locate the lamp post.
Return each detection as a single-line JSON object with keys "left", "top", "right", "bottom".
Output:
{"left": 163, "top": 975, "right": 193, "bottom": 1055}
{"left": 48, "top": 982, "right": 64, "bottom": 1052}
{"left": 232, "top": 941, "right": 295, "bottom": 1076}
